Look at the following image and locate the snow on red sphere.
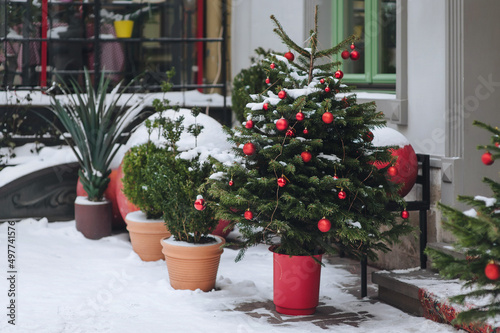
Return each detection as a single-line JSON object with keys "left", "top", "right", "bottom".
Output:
{"left": 244, "top": 210, "right": 254, "bottom": 220}
{"left": 350, "top": 43, "right": 356, "bottom": 50}
{"left": 270, "top": 63, "right": 276, "bottom": 69}
{"left": 485, "top": 262, "right": 500, "bottom": 280}
{"left": 301, "top": 151, "right": 312, "bottom": 163}
{"left": 335, "top": 70, "right": 344, "bottom": 79}
{"left": 245, "top": 119, "right": 254, "bottom": 129}
{"left": 243, "top": 142, "right": 256, "bottom": 156}
{"left": 341, "top": 50, "right": 350, "bottom": 59}
{"left": 263, "top": 103, "right": 269, "bottom": 110}
{"left": 194, "top": 198, "right": 206, "bottom": 211}
{"left": 276, "top": 118, "right": 289, "bottom": 131}
{"left": 318, "top": 218, "right": 331, "bottom": 232}
{"left": 265, "top": 77, "right": 270, "bottom": 84}
{"left": 387, "top": 166, "right": 398, "bottom": 177}
{"left": 324, "top": 87, "right": 331, "bottom": 93}
{"left": 229, "top": 180, "right": 234, "bottom": 186}
{"left": 371, "top": 127, "right": 418, "bottom": 197}
{"left": 320, "top": 78, "right": 325, "bottom": 84}
{"left": 303, "top": 128, "right": 309, "bottom": 135}
{"left": 296, "top": 112, "right": 305, "bottom": 121}
{"left": 284, "top": 51, "right": 295, "bottom": 61}
{"left": 350, "top": 50, "right": 360, "bottom": 60}
{"left": 277, "top": 177, "right": 287, "bottom": 187}
{"left": 401, "top": 210, "right": 409, "bottom": 219}
{"left": 482, "top": 151, "right": 494, "bottom": 165}
{"left": 322, "top": 112, "right": 334, "bottom": 124}
{"left": 278, "top": 90, "right": 287, "bottom": 99}
{"left": 338, "top": 191, "right": 347, "bottom": 200}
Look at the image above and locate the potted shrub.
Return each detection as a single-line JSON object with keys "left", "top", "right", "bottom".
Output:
{"left": 208, "top": 8, "right": 411, "bottom": 315}
{"left": 44, "top": 68, "right": 144, "bottom": 239}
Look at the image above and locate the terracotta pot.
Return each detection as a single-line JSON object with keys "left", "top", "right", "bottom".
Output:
{"left": 161, "top": 235, "right": 225, "bottom": 292}
{"left": 126, "top": 211, "right": 171, "bottom": 261}
{"left": 75, "top": 196, "right": 112, "bottom": 240}
{"left": 271, "top": 247, "right": 323, "bottom": 315}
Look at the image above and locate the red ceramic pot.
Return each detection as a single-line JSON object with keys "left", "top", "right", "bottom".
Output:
{"left": 271, "top": 247, "right": 323, "bottom": 315}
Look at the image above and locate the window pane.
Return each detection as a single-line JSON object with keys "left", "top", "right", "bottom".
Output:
{"left": 343, "top": 0, "right": 365, "bottom": 74}
{"left": 378, "top": 0, "right": 396, "bottom": 74}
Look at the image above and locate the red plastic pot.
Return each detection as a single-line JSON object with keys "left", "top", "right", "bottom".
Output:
{"left": 271, "top": 247, "right": 323, "bottom": 315}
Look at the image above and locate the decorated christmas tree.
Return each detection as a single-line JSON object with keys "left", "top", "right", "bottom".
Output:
{"left": 426, "top": 120, "right": 500, "bottom": 325}
{"left": 207, "top": 7, "right": 411, "bottom": 261}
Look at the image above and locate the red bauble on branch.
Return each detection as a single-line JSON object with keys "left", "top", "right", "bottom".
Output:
{"left": 319, "top": 78, "right": 325, "bottom": 84}
{"left": 229, "top": 180, "right": 234, "bottom": 186}
{"left": 277, "top": 177, "right": 287, "bottom": 187}
{"left": 303, "top": 128, "right": 309, "bottom": 135}
{"left": 350, "top": 50, "right": 360, "bottom": 61}
{"left": 301, "top": 151, "right": 312, "bottom": 163}
{"left": 338, "top": 190, "right": 346, "bottom": 200}
{"left": 244, "top": 209, "right": 254, "bottom": 220}
{"left": 286, "top": 128, "right": 295, "bottom": 137}
{"left": 263, "top": 102, "right": 269, "bottom": 110}
{"left": 296, "top": 111, "right": 305, "bottom": 121}
{"left": 388, "top": 166, "right": 398, "bottom": 177}
{"left": 485, "top": 261, "right": 500, "bottom": 280}
{"left": 265, "top": 77, "right": 270, "bottom": 84}
{"left": 278, "top": 90, "right": 287, "bottom": 99}
{"left": 194, "top": 196, "right": 206, "bottom": 211}
{"left": 324, "top": 87, "right": 331, "bottom": 93}
{"left": 270, "top": 63, "right": 276, "bottom": 69}
{"left": 322, "top": 112, "right": 334, "bottom": 124}
{"left": 335, "top": 70, "right": 344, "bottom": 79}
{"left": 276, "top": 117, "right": 289, "bottom": 131}
{"left": 401, "top": 210, "right": 409, "bottom": 219}
{"left": 482, "top": 151, "right": 494, "bottom": 165}
{"left": 243, "top": 142, "right": 256, "bottom": 156}
{"left": 318, "top": 218, "right": 331, "bottom": 232}
{"left": 364, "top": 131, "right": 374, "bottom": 142}
{"left": 245, "top": 119, "right": 254, "bottom": 129}
{"left": 284, "top": 51, "right": 295, "bottom": 61}
{"left": 350, "top": 43, "right": 356, "bottom": 50}
{"left": 341, "top": 50, "right": 350, "bottom": 59}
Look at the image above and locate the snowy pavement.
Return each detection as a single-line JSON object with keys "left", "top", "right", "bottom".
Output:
{"left": 0, "top": 219, "right": 459, "bottom": 333}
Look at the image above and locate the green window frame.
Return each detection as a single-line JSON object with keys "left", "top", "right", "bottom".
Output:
{"left": 332, "top": 0, "right": 397, "bottom": 88}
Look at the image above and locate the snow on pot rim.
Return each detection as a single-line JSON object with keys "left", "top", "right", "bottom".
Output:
{"left": 162, "top": 234, "right": 224, "bottom": 247}
{"left": 125, "top": 210, "right": 164, "bottom": 223}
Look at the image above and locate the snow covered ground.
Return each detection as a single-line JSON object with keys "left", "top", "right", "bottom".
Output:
{"left": 0, "top": 218, "right": 459, "bottom": 333}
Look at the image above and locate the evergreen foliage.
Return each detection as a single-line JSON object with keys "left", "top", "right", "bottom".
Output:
{"left": 208, "top": 7, "right": 410, "bottom": 260}
{"left": 426, "top": 120, "right": 500, "bottom": 325}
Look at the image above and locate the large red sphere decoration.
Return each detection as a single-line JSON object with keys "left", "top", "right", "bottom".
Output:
{"left": 341, "top": 50, "right": 350, "bottom": 59}
{"left": 243, "top": 142, "right": 256, "bottom": 156}
{"left": 284, "top": 51, "right": 295, "bottom": 61}
{"left": 350, "top": 50, "right": 360, "bottom": 61}
{"left": 350, "top": 43, "right": 356, "bottom": 50}
{"left": 372, "top": 127, "right": 418, "bottom": 197}
{"left": 322, "top": 112, "right": 334, "bottom": 124}
{"left": 245, "top": 119, "right": 254, "bottom": 129}
{"left": 115, "top": 163, "right": 140, "bottom": 223}
{"left": 324, "top": 87, "right": 331, "bottom": 93}
{"left": 194, "top": 198, "right": 206, "bottom": 211}
{"left": 335, "top": 70, "right": 344, "bottom": 79}
{"left": 296, "top": 112, "right": 305, "bottom": 121}
{"left": 338, "top": 191, "right": 347, "bottom": 200}
{"left": 301, "top": 151, "right": 312, "bottom": 163}
{"left": 482, "top": 152, "right": 494, "bottom": 165}
{"left": 485, "top": 262, "right": 500, "bottom": 280}
{"left": 265, "top": 77, "right": 270, "bottom": 84}
{"left": 318, "top": 218, "right": 331, "bottom": 232}
{"left": 277, "top": 177, "right": 287, "bottom": 187}
{"left": 276, "top": 118, "right": 289, "bottom": 131}
{"left": 244, "top": 209, "right": 254, "bottom": 220}
{"left": 387, "top": 166, "right": 398, "bottom": 177}
{"left": 278, "top": 90, "right": 287, "bottom": 99}
{"left": 263, "top": 102, "right": 269, "bottom": 110}
{"left": 401, "top": 210, "right": 409, "bottom": 219}
{"left": 270, "top": 63, "right": 276, "bottom": 69}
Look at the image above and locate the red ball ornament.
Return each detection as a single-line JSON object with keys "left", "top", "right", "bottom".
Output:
{"left": 350, "top": 43, "right": 356, "bottom": 50}
{"left": 482, "top": 152, "right": 494, "bottom": 165}
{"left": 485, "top": 262, "right": 500, "bottom": 280}
{"left": 388, "top": 166, "right": 398, "bottom": 177}
{"left": 270, "top": 63, "right": 276, "bottom": 69}
{"left": 284, "top": 51, "right": 295, "bottom": 61}
{"left": 301, "top": 151, "right": 312, "bottom": 163}
{"left": 296, "top": 112, "right": 305, "bottom": 121}
{"left": 265, "top": 77, "right": 270, "bottom": 84}
{"left": 303, "top": 128, "right": 309, "bottom": 135}
{"left": 324, "top": 87, "right": 331, "bottom": 93}
{"left": 263, "top": 102, "right": 269, "bottom": 110}
{"left": 277, "top": 177, "right": 287, "bottom": 187}
{"left": 286, "top": 128, "right": 295, "bottom": 137}
{"left": 278, "top": 90, "right": 287, "bottom": 99}
{"left": 364, "top": 131, "right": 374, "bottom": 142}
{"left": 243, "top": 142, "right": 256, "bottom": 156}
{"left": 244, "top": 209, "right": 253, "bottom": 220}
{"left": 335, "top": 70, "right": 344, "bottom": 79}
{"left": 338, "top": 190, "right": 347, "bottom": 200}
{"left": 194, "top": 198, "right": 206, "bottom": 211}
{"left": 318, "top": 218, "right": 331, "bottom": 232}
{"left": 496, "top": 142, "right": 500, "bottom": 148}
{"left": 322, "top": 112, "right": 334, "bottom": 124}
{"left": 229, "top": 180, "right": 234, "bottom": 186}
{"left": 333, "top": 175, "right": 339, "bottom": 180}
{"left": 320, "top": 78, "right": 325, "bottom": 84}
{"left": 401, "top": 210, "right": 409, "bottom": 219}
{"left": 350, "top": 50, "right": 360, "bottom": 61}
{"left": 245, "top": 119, "right": 254, "bottom": 129}
{"left": 341, "top": 50, "right": 350, "bottom": 59}
{"left": 276, "top": 117, "right": 289, "bottom": 131}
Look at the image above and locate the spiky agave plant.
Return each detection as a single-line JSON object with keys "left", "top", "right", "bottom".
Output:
{"left": 46, "top": 69, "right": 144, "bottom": 201}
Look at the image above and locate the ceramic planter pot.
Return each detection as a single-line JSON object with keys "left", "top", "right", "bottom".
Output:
{"left": 271, "top": 246, "right": 323, "bottom": 315}
{"left": 114, "top": 20, "right": 134, "bottom": 38}
{"left": 75, "top": 196, "right": 112, "bottom": 240}
{"left": 161, "top": 235, "right": 225, "bottom": 292}
{"left": 126, "top": 211, "right": 171, "bottom": 261}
